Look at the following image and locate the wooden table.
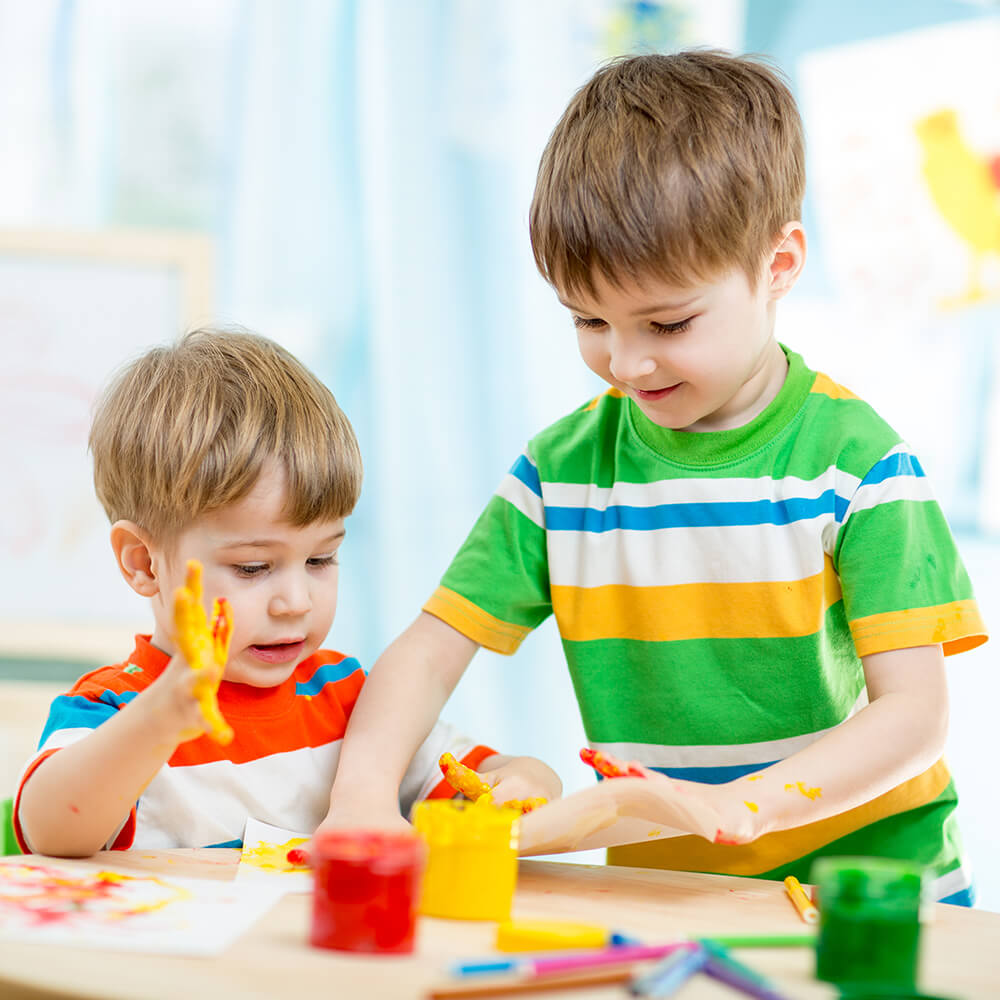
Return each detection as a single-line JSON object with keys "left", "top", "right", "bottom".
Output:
{"left": 1, "top": 850, "right": 997, "bottom": 999}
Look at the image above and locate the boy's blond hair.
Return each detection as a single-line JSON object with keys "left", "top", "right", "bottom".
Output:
{"left": 530, "top": 49, "right": 805, "bottom": 296}
{"left": 90, "top": 327, "right": 363, "bottom": 542}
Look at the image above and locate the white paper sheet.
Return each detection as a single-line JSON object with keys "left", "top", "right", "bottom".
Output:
{"left": 235, "top": 817, "right": 313, "bottom": 894}
{"left": 0, "top": 857, "right": 284, "bottom": 956}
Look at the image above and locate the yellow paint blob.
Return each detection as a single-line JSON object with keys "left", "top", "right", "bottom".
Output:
{"left": 412, "top": 798, "right": 520, "bottom": 921}
{"left": 784, "top": 781, "right": 823, "bottom": 801}
{"left": 743, "top": 800, "right": 759, "bottom": 813}
{"left": 747, "top": 775, "right": 763, "bottom": 781}
{"left": 241, "top": 837, "right": 309, "bottom": 872}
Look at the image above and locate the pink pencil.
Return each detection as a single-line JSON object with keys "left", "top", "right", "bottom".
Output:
{"left": 451, "top": 941, "right": 688, "bottom": 978}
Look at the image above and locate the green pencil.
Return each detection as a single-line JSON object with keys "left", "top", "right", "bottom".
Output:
{"left": 698, "top": 933, "right": 816, "bottom": 948}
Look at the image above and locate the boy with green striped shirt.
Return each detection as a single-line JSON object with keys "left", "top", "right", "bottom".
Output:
{"left": 326, "top": 50, "right": 986, "bottom": 903}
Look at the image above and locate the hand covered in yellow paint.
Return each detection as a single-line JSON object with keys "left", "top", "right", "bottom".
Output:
{"left": 477, "top": 754, "right": 562, "bottom": 814}
{"left": 438, "top": 753, "right": 560, "bottom": 814}
{"left": 172, "top": 560, "right": 234, "bottom": 745}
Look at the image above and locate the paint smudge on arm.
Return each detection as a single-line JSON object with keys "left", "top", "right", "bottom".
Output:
{"left": 784, "top": 781, "right": 822, "bottom": 800}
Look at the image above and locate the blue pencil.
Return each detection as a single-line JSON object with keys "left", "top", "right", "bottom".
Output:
{"left": 629, "top": 944, "right": 708, "bottom": 997}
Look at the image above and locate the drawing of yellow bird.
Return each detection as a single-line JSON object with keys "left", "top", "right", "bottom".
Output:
{"left": 914, "top": 108, "right": 1000, "bottom": 307}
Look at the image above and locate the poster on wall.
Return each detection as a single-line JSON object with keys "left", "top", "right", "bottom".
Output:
{"left": 798, "top": 19, "right": 1000, "bottom": 535}
{"left": 0, "top": 229, "right": 213, "bottom": 661}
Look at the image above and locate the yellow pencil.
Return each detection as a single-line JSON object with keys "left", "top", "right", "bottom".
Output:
{"left": 784, "top": 875, "right": 820, "bottom": 925}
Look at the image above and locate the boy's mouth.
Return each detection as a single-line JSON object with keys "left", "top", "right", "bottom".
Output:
{"left": 248, "top": 640, "right": 306, "bottom": 664}
{"left": 633, "top": 383, "right": 680, "bottom": 401}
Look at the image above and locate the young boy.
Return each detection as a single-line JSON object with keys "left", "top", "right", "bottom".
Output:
{"left": 14, "top": 328, "right": 560, "bottom": 857}
{"left": 323, "top": 51, "right": 987, "bottom": 904}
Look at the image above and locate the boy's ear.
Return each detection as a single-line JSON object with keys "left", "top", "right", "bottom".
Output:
{"left": 767, "top": 221, "right": 806, "bottom": 300}
{"left": 110, "top": 520, "right": 161, "bottom": 597}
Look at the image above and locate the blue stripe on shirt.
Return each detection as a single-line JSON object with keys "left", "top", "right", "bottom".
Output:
{"left": 545, "top": 493, "right": 848, "bottom": 533}
{"left": 296, "top": 657, "right": 364, "bottom": 697}
{"left": 510, "top": 454, "right": 542, "bottom": 498}
{"left": 38, "top": 690, "right": 138, "bottom": 747}
{"left": 862, "top": 451, "right": 925, "bottom": 486}
{"left": 939, "top": 885, "right": 975, "bottom": 907}
{"left": 648, "top": 761, "right": 779, "bottom": 785}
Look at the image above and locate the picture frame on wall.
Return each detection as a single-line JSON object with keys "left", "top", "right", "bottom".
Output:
{"left": 0, "top": 228, "right": 214, "bottom": 664}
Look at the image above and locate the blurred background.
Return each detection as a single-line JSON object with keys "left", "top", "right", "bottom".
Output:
{"left": 1, "top": 0, "right": 998, "bottom": 907}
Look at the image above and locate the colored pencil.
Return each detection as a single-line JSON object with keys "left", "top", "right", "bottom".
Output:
{"left": 699, "top": 933, "right": 815, "bottom": 948}
{"left": 450, "top": 941, "right": 687, "bottom": 978}
{"left": 700, "top": 940, "right": 793, "bottom": 1000}
{"left": 783, "top": 875, "right": 820, "bottom": 925}
{"left": 629, "top": 944, "right": 707, "bottom": 997}
{"left": 426, "top": 963, "right": 639, "bottom": 997}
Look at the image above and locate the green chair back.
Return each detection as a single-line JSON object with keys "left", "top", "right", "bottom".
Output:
{"left": 2, "top": 796, "right": 22, "bottom": 855}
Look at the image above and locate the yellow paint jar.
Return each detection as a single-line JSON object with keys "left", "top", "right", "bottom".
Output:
{"left": 412, "top": 799, "right": 520, "bottom": 921}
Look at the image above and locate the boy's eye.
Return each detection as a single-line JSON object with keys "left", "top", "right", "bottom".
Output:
{"left": 651, "top": 317, "right": 693, "bottom": 335}
{"left": 571, "top": 315, "right": 607, "bottom": 330}
{"left": 233, "top": 563, "right": 268, "bottom": 578}
{"left": 307, "top": 555, "right": 338, "bottom": 569}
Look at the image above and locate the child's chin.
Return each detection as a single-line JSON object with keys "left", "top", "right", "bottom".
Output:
{"left": 226, "top": 660, "right": 299, "bottom": 688}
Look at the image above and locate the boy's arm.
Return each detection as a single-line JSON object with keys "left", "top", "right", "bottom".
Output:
{"left": 17, "top": 654, "right": 223, "bottom": 857}
{"left": 519, "top": 644, "right": 950, "bottom": 854}
{"left": 703, "top": 643, "right": 949, "bottom": 843}
{"left": 321, "top": 611, "right": 479, "bottom": 831}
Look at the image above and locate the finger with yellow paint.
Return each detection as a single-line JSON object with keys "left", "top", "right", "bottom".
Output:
{"left": 439, "top": 752, "right": 493, "bottom": 801}
{"left": 173, "top": 560, "right": 234, "bottom": 745}
{"left": 438, "top": 753, "right": 549, "bottom": 814}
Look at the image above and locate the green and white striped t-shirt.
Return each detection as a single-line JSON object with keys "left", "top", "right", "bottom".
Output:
{"left": 425, "top": 346, "right": 986, "bottom": 904}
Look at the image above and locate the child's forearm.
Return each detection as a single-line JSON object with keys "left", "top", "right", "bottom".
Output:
{"left": 708, "top": 645, "right": 949, "bottom": 843}
{"left": 328, "top": 612, "right": 478, "bottom": 819}
{"left": 18, "top": 691, "right": 184, "bottom": 857}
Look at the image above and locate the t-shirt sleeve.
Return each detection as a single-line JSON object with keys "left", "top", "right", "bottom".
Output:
{"left": 423, "top": 450, "right": 553, "bottom": 654}
{"left": 13, "top": 684, "right": 139, "bottom": 853}
{"left": 834, "top": 443, "right": 987, "bottom": 657}
{"left": 397, "top": 720, "right": 496, "bottom": 818}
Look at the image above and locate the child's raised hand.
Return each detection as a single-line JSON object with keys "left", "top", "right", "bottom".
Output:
{"left": 171, "top": 560, "right": 234, "bottom": 745}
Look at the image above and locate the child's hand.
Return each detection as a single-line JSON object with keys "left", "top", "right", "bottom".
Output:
{"left": 141, "top": 651, "right": 231, "bottom": 745}
{"left": 477, "top": 754, "right": 563, "bottom": 810}
{"left": 172, "top": 560, "right": 234, "bottom": 744}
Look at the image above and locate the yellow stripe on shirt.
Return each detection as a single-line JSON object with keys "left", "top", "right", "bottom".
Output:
{"left": 810, "top": 372, "right": 859, "bottom": 400}
{"left": 584, "top": 387, "right": 626, "bottom": 411}
{"left": 552, "top": 559, "right": 843, "bottom": 643}
{"left": 424, "top": 586, "right": 530, "bottom": 654}
{"left": 608, "top": 757, "right": 951, "bottom": 876}
{"left": 851, "top": 599, "right": 987, "bottom": 657}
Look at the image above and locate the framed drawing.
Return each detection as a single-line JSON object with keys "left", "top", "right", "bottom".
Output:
{"left": 0, "top": 228, "right": 214, "bottom": 663}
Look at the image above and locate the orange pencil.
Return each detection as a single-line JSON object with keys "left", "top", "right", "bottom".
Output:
{"left": 784, "top": 875, "right": 819, "bottom": 925}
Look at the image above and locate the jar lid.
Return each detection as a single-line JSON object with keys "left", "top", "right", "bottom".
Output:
{"left": 312, "top": 829, "right": 426, "bottom": 867}
{"left": 813, "top": 856, "right": 925, "bottom": 906}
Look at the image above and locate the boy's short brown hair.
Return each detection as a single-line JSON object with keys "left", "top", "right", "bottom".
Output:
{"left": 529, "top": 49, "right": 805, "bottom": 296}
{"left": 90, "top": 327, "right": 363, "bottom": 542}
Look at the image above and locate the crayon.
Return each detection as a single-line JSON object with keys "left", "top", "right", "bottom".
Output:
{"left": 784, "top": 875, "right": 820, "bottom": 925}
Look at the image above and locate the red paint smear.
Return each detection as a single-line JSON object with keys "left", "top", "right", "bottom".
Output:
{"left": 0, "top": 865, "right": 174, "bottom": 928}
{"left": 714, "top": 829, "right": 741, "bottom": 845}
{"left": 68, "top": 804, "right": 80, "bottom": 814}
{"left": 286, "top": 848, "right": 310, "bottom": 867}
{"left": 579, "top": 747, "right": 646, "bottom": 779}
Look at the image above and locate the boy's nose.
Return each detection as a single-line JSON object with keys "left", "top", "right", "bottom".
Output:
{"left": 608, "top": 333, "right": 657, "bottom": 383}
{"left": 269, "top": 576, "right": 312, "bottom": 617}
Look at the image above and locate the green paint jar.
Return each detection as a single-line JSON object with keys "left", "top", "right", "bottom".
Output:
{"left": 813, "top": 857, "right": 925, "bottom": 991}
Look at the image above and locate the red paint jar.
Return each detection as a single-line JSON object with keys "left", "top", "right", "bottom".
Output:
{"left": 309, "top": 830, "right": 426, "bottom": 954}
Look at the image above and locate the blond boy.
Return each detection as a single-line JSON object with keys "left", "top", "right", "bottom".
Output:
{"left": 15, "top": 328, "right": 559, "bottom": 856}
